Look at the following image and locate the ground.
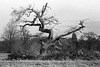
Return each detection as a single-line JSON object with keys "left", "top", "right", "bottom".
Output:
{"left": 0, "top": 53, "right": 100, "bottom": 67}
{"left": 0, "top": 60, "right": 100, "bottom": 67}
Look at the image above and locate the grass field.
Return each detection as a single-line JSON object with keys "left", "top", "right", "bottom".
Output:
{"left": 0, "top": 60, "right": 99, "bottom": 67}
{"left": 0, "top": 53, "right": 9, "bottom": 60}
{"left": 0, "top": 53, "right": 100, "bottom": 67}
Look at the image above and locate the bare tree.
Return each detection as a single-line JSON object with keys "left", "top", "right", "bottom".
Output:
{"left": 19, "top": 27, "right": 30, "bottom": 40}
{"left": 79, "top": 32, "right": 97, "bottom": 50}
{"left": 19, "top": 27, "right": 31, "bottom": 50}
{"left": 2, "top": 22, "right": 18, "bottom": 41}
{"left": 83, "top": 32, "right": 97, "bottom": 40}
{"left": 2, "top": 21, "right": 18, "bottom": 52}
{"left": 11, "top": 3, "right": 85, "bottom": 55}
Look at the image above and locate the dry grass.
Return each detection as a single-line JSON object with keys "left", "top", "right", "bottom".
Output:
{"left": 0, "top": 53, "right": 100, "bottom": 67}
{"left": 0, "top": 60, "right": 99, "bottom": 67}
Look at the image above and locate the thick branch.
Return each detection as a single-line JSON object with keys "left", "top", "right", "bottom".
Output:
{"left": 21, "top": 23, "right": 41, "bottom": 29}
{"left": 39, "top": 28, "right": 53, "bottom": 39}
{"left": 52, "top": 26, "right": 85, "bottom": 42}
{"left": 22, "top": 23, "right": 53, "bottom": 39}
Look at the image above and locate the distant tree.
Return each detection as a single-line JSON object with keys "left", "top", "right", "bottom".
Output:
{"left": 19, "top": 27, "right": 31, "bottom": 50}
{"left": 72, "top": 33, "right": 77, "bottom": 41}
{"left": 72, "top": 33, "right": 79, "bottom": 50}
{"left": 80, "top": 32, "right": 97, "bottom": 50}
{"left": 19, "top": 27, "right": 30, "bottom": 40}
{"left": 2, "top": 21, "right": 19, "bottom": 52}
{"left": 84, "top": 32, "right": 97, "bottom": 40}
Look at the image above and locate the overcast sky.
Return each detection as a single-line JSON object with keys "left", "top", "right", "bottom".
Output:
{"left": 0, "top": 0, "right": 100, "bottom": 37}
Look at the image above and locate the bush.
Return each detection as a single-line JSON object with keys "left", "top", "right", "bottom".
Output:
{"left": 7, "top": 54, "right": 36, "bottom": 60}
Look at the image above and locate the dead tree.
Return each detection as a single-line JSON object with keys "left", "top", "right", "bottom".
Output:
{"left": 11, "top": 3, "right": 85, "bottom": 55}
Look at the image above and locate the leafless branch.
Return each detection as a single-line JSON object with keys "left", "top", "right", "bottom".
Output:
{"left": 52, "top": 22, "right": 85, "bottom": 42}
{"left": 41, "top": 3, "right": 48, "bottom": 16}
